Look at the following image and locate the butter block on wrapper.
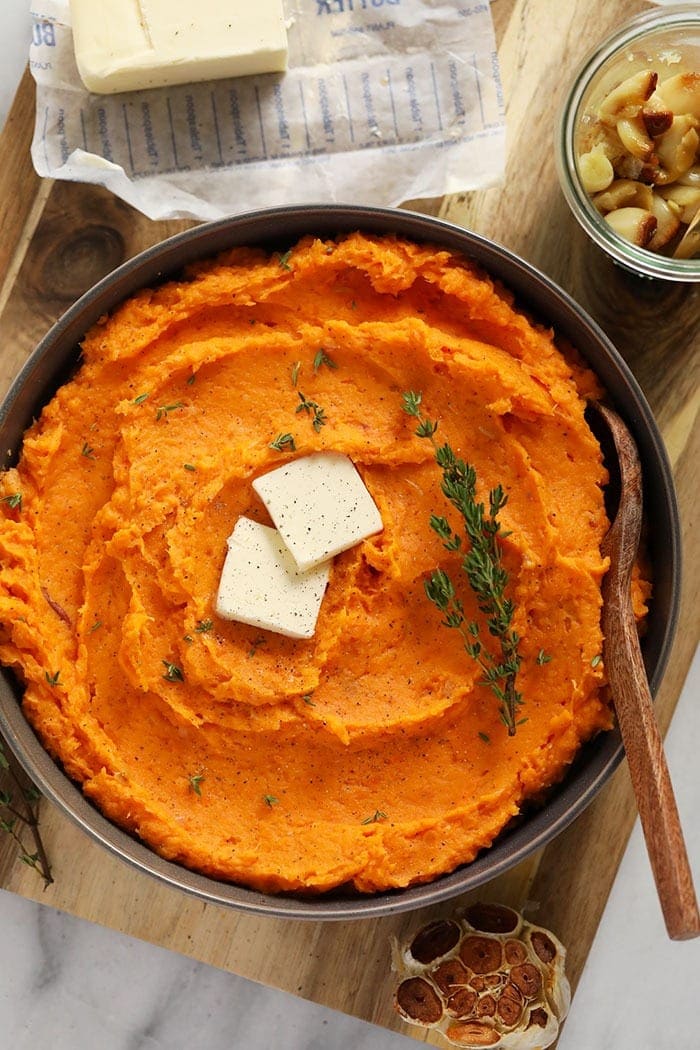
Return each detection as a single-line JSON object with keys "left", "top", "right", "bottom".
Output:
{"left": 69, "top": 0, "right": 288, "bottom": 95}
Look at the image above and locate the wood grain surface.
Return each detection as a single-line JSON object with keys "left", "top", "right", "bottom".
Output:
{"left": 0, "top": 0, "right": 698, "bottom": 1044}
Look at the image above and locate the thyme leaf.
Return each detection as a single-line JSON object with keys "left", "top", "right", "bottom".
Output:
{"left": 188, "top": 773, "right": 205, "bottom": 796}
{"left": 313, "top": 349, "right": 337, "bottom": 373}
{"left": 81, "top": 442, "right": 95, "bottom": 459}
{"left": 0, "top": 493, "right": 22, "bottom": 510}
{"left": 195, "top": 619, "right": 213, "bottom": 634}
{"left": 247, "top": 636, "right": 267, "bottom": 658}
{"left": 269, "top": 433, "right": 297, "bottom": 453}
{"left": 277, "top": 249, "right": 293, "bottom": 271}
{"left": 133, "top": 393, "right": 149, "bottom": 405}
{"left": 162, "top": 660, "right": 184, "bottom": 682}
{"left": 361, "top": 810, "right": 388, "bottom": 825}
{"left": 263, "top": 794, "right": 279, "bottom": 807}
{"left": 155, "top": 402, "right": 185, "bottom": 421}
{"left": 291, "top": 361, "right": 301, "bottom": 387}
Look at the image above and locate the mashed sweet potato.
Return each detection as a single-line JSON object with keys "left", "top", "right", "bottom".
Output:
{"left": 0, "top": 233, "right": 631, "bottom": 893}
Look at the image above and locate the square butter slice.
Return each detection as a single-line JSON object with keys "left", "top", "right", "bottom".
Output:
{"left": 252, "top": 453, "right": 383, "bottom": 572}
{"left": 215, "top": 517, "right": 330, "bottom": 641}
{"left": 69, "top": 0, "right": 288, "bottom": 95}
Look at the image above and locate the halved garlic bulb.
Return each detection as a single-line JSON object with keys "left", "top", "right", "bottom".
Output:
{"left": 392, "top": 903, "right": 570, "bottom": 1049}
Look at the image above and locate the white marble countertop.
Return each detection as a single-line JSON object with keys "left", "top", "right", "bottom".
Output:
{"left": 1, "top": 4, "right": 699, "bottom": 1048}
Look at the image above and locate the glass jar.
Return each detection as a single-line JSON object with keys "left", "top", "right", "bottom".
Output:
{"left": 556, "top": 4, "right": 700, "bottom": 281}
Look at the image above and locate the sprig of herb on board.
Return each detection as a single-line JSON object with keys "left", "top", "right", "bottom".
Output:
{"left": 296, "top": 393, "right": 327, "bottom": 432}
{"left": 402, "top": 390, "right": 525, "bottom": 736}
{"left": 0, "top": 741, "right": 52, "bottom": 887}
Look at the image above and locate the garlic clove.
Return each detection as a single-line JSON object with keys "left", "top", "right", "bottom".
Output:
{"left": 598, "top": 70, "right": 658, "bottom": 125}
{"left": 616, "top": 114, "right": 656, "bottom": 161}
{"left": 673, "top": 209, "right": 700, "bottom": 259}
{"left": 642, "top": 97, "right": 674, "bottom": 138}
{"left": 604, "top": 206, "right": 658, "bottom": 246}
{"left": 593, "top": 178, "right": 654, "bottom": 213}
{"left": 678, "top": 164, "right": 700, "bottom": 188}
{"left": 647, "top": 193, "right": 682, "bottom": 252}
{"left": 409, "top": 918, "right": 462, "bottom": 964}
{"left": 396, "top": 976, "right": 444, "bottom": 1025}
{"left": 445, "top": 1020, "right": 501, "bottom": 1047}
{"left": 658, "top": 184, "right": 700, "bottom": 225}
{"left": 655, "top": 115, "right": 700, "bottom": 183}
{"left": 578, "top": 146, "right": 615, "bottom": 193}
{"left": 656, "top": 72, "right": 700, "bottom": 119}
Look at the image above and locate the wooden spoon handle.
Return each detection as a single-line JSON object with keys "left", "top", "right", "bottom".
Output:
{"left": 604, "top": 599, "right": 700, "bottom": 940}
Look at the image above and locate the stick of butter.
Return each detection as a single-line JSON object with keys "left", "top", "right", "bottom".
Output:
{"left": 69, "top": 0, "right": 288, "bottom": 95}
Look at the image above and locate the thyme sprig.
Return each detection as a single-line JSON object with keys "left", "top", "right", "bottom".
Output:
{"left": 296, "top": 392, "right": 327, "bottom": 432}
{"left": 402, "top": 391, "right": 524, "bottom": 736}
{"left": 0, "top": 741, "right": 52, "bottom": 887}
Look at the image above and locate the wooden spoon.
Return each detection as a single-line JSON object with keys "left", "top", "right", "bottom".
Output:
{"left": 595, "top": 402, "right": 700, "bottom": 940}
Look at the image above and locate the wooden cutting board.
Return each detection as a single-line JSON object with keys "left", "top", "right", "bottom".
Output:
{"left": 0, "top": 0, "right": 698, "bottom": 1043}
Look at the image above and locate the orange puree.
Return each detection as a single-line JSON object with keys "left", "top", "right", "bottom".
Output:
{"left": 0, "top": 233, "right": 625, "bottom": 893}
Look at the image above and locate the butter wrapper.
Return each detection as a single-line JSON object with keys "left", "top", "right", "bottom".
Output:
{"left": 29, "top": 0, "right": 506, "bottom": 221}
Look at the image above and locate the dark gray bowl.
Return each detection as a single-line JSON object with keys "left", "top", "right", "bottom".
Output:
{"left": 0, "top": 205, "right": 681, "bottom": 920}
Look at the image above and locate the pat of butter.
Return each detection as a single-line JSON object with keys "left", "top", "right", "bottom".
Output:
{"left": 215, "top": 517, "right": 330, "bottom": 641}
{"left": 69, "top": 0, "right": 288, "bottom": 95}
{"left": 252, "top": 453, "right": 383, "bottom": 573}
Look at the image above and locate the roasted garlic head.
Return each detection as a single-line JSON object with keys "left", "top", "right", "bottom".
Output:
{"left": 392, "top": 903, "right": 570, "bottom": 1049}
